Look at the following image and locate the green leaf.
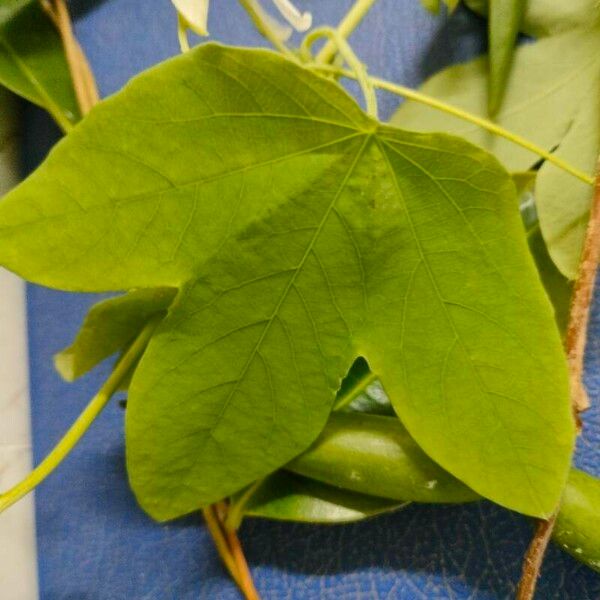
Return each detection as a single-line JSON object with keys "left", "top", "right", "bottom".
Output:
{"left": 465, "top": 0, "right": 600, "bottom": 38}
{"left": 288, "top": 412, "right": 479, "bottom": 503}
{"left": 54, "top": 287, "right": 176, "bottom": 381}
{"left": 0, "top": 44, "right": 573, "bottom": 520}
{"left": 392, "top": 29, "right": 600, "bottom": 172}
{"left": 487, "top": 0, "right": 526, "bottom": 115}
{"left": 0, "top": 1, "right": 79, "bottom": 129}
{"left": 517, "top": 173, "right": 572, "bottom": 331}
{"left": 536, "top": 89, "right": 600, "bottom": 280}
{"left": 237, "top": 471, "right": 405, "bottom": 524}
{"left": 554, "top": 469, "right": 600, "bottom": 572}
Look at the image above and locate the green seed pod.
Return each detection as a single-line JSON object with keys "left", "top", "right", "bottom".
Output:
{"left": 286, "top": 412, "right": 478, "bottom": 504}
{"left": 554, "top": 469, "right": 600, "bottom": 572}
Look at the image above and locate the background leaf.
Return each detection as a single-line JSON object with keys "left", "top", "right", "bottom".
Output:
{"left": 54, "top": 287, "right": 176, "bottom": 381}
{"left": 465, "top": 0, "right": 600, "bottom": 38}
{"left": 238, "top": 471, "right": 406, "bottom": 524}
{"left": 516, "top": 173, "right": 572, "bottom": 330}
{"left": 487, "top": 0, "right": 526, "bottom": 115}
{"left": 0, "top": 44, "right": 573, "bottom": 521}
{"left": 536, "top": 87, "right": 600, "bottom": 280}
{"left": 0, "top": 0, "right": 79, "bottom": 128}
{"left": 392, "top": 29, "right": 600, "bottom": 172}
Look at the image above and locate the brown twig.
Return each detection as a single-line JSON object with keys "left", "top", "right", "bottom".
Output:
{"left": 516, "top": 514, "right": 557, "bottom": 599}
{"left": 202, "top": 506, "right": 243, "bottom": 588}
{"left": 204, "top": 502, "right": 261, "bottom": 600}
{"left": 516, "top": 162, "right": 600, "bottom": 600}
{"left": 39, "top": 0, "right": 99, "bottom": 116}
{"left": 564, "top": 163, "right": 600, "bottom": 417}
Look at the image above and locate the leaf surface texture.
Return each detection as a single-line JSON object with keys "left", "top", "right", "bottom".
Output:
{"left": 0, "top": 44, "right": 573, "bottom": 520}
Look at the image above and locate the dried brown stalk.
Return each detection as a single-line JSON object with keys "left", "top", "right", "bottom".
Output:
{"left": 39, "top": 0, "right": 99, "bottom": 116}
{"left": 203, "top": 502, "right": 261, "bottom": 600}
{"left": 517, "top": 162, "right": 600, "bottom": 600}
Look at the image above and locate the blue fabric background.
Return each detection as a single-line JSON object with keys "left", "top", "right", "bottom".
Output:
{"left": 22, "top": 1, "right": 600, "bottom": 598}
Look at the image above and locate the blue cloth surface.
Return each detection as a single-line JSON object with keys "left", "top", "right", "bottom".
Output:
{"left": 23, "top": 1, "right": 600, "bottom": 598}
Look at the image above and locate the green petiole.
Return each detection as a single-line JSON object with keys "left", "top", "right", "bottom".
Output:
{"left": 301, "top": 26, "right": 378, "bottom": 118}
{"left": 0, "top": 315, "right": 162, "bottom": 515}
{"left": 315, "top": 0, "right": 379, "bottom": 65}
{"left": 309, "top": 63, "right": 595, "bottom": 187}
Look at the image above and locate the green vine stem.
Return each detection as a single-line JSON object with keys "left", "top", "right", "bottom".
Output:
{"left": 310, "top": 63, "right": 594, "bottom": 186}
{"left": 238, "top": 0, "right": 296, "bottom": 60}
{"left": 0, "top": 316, "right": 162, "bottom": 515}
{"left": 316, "top": 0, "right": 379, "bottom": 64}
{"left": 301, "top": 27, "right": 378, "bottom": 118}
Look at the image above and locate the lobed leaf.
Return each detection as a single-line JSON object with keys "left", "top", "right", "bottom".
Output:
{"left": 0, "top": 0, "right": 79, "bottom": 127}
{"left": 0, "top": 44, "right": 573, "bottom": 520}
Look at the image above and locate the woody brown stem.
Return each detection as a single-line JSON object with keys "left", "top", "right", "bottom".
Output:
{"left": 215, "top": 502, "right": 261, "bottom": 600}
{"left": 517, "top": 161, "right": 600, "bottom": 600}
{"left": 40, "top": 0, "right": 99, "bottom": 116}
{"left": 204, "top": 502, "right": 261, "bottom": 600}
{"left": 565, "top": 160, "right": 600, "bottom": 416}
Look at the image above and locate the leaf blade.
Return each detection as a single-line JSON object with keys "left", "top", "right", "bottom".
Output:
{"left": 0, "top": 1, "right": 80, "bottom": 127}
{"left": 0, "top": 44, "right": 573, "bottom": 520}
{"left": 392, "top": 29, "right": 600, "bottom": 172}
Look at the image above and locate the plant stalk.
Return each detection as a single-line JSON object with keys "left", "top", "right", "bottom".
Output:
{"left": 0, "top": 317, "right": 161, "bottom": 515}
{"left": 40, "top": 0, "right": 99, "bottom": 116}
{"left": 202, "top": 505, "right": 244, "bottom": 588}
{"left": 238, "top": 0, "right": 296, "bottom": 59}
{"left": 516, "top": 514, "right": 557, "bottom": 600}
{"left": 212, "top": 501, "right": 261, "bottom": 600}
{"left": 302, "top": 28, "right": 377, "bottom": 118}
{"left": 517, "top": 161, "right": 600, "bottom": 599}
{"left": 316, "top": 0, "right": 379, "bottom": 64}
